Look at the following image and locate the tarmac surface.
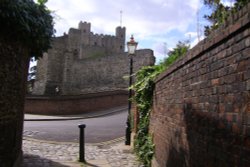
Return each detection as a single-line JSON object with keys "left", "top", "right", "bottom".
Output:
{"left": 22, "top": 106, "right": 141, "bottom": 167}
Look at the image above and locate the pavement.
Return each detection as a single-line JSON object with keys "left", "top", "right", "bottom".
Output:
{"left": 21, "top": 137, "right": 141, "bottom": 167}
{"left": 22, "top": 106, "right": 142, "bottom": 167}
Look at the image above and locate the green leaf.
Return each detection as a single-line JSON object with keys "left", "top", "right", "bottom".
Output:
{"left": 38, "top": 0, "right": 48, "bottom": 5}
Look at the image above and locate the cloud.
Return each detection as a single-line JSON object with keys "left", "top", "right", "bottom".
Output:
{"left": 221, "top": 0, "right": 235, "bottom": 7}
{"left": 44, "top": 0, "right": 205, "bottom": 62}
{"left": 47, "top": 0, "right": 200, "bottom": 34}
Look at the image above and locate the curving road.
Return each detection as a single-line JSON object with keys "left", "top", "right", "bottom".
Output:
{"left": 23, "top": 109, "right": 128, "bottom": 143}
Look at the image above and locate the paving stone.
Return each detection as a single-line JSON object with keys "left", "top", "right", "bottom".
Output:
{"left": 21, "top": 137, "right": 141, "bottom": 167}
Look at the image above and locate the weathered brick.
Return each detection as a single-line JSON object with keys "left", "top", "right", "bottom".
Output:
{"left": 232, "top": 123, "right": 240, "bottom": 134}
{"left": 0, "top": 42, "right": 29, "bottom": 166}
{"left": 229, "top": 22, "right": 241, "bottom": 33}
{"left": 232, "top": 82, "right": 246, "bottom": 92}
{"left": 236, "top": 72, "right": 244, "bottom": 81}
{"left": 227, "top": 74, "right": 237, "bottom": 83}
{"left": 235, "top": 33, "right": 244, "bottom": 43}
{"left": 211, "top": 78, "right": 220, "bottom": 85}
{"left": 247, "top": 79, "right": 250, "bottom": 90}
{"left": 226, "top": 114, "right": 233, "bottom": 122}
{"left": 244, "top": 68, "right": 250, "bottom": 80}
{"left": 245, "top": 35, "right": 250, "bottom": 47}
{"left": 151, "top": 4, "right": 250, "bottom": 167}
{"left": 219, "top": 104, "right": 226, "bottom": 113}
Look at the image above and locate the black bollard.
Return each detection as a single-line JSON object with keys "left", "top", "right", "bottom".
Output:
{"left": 78, "top": 124, "right": 86, "bottom": 162}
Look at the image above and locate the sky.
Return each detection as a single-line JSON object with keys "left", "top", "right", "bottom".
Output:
{"left": 43, "top": 0, "right": 234, "bottom": 63}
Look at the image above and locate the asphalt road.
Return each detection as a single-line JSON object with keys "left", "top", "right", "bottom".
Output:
{"left": 23, "top": 109, "right": 128, "bottom": 143}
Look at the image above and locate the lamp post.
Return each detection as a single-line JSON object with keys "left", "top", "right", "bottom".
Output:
{"left": 125, "top": 35, "right": 138, "bottom": 145}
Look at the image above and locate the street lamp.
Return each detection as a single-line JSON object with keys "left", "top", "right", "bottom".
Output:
{"left": 125, "top": 35, "right": 138, "bottom": 145}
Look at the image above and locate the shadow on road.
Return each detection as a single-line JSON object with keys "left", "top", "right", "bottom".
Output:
{"left": 83, "top": 162, "right": 99, "bottom": 167}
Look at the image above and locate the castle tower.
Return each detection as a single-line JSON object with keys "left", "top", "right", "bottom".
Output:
{"left": 115, "top": 26, "right": 126, "bottom": 52}
{"left": 78, "top": 21, "right": 91, "bottom": 33}
{"left": 78, "top": 21, "right": 91, "bottom": 58}
{"left": 79, "top": 21, "right": 91, "bottom": 46}
{"left": 31, "top": 21, "right": 155, "bottom": 96}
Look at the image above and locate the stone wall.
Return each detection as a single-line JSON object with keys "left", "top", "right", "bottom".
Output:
{"left": 32, "top": 22, "right": 155, "bottom": 95}
{"left": 25, "top": 90, "right": 128, "bottom": 115}
{"left": 63, "top": 49, "right": 155, "bottom": 94}
{"left": 150, "top": 3, "right": 250, "bottom": 167}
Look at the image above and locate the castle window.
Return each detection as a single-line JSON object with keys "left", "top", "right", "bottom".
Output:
{"left": 120, "top": 45, "right": 123, "bottom": 49}
{"left": 73, "top": 49, "right": 78, "bottom": 55}
{"left": 83, "top": 29, "right": 86, "bottom": 33}
{"left": 94, "top": 42, "right": 97, "bottom": 46}
{"left": 121, "top": 35, "right": 123, "bottom": 38}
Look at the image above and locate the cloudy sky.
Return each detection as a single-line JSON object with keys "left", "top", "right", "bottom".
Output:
{"left": 44, "top": 0, "right": 233, "bottom": 63}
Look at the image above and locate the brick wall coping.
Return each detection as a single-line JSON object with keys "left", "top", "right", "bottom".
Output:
{"left": 26, "top": 90, "right": 128, "bottom": 100}
{"left": 156, "top": 3, "right": 250, "bottom": 83}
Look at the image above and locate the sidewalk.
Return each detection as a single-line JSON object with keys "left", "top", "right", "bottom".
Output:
{"left": 24, "top": 106, "right": 127, "bottom": 121}
{"left": 21, "top": 137, "right": 141, "bottom": 167}
{"left": 22, "top": 106, "right": 141, "bottom": 166}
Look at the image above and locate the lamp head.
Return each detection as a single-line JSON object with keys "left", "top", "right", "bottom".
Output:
{"left": 127, "top": 35, "right": 138, "bottom": 55}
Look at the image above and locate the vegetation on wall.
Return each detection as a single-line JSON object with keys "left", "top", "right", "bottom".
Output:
{"left": 133, "top": 41, "right": 190, "bottom": 166}
{"left": 89, "top": 51, "right": 106, "bottom": 59}
{"left": 204, "top": 0, "right": 249, "bottom": 36}
{"left": 0, "top": 0, "right": 55, "bottom": 58}
{"left": 133, "top": 1, "right": 250, "bottom": 165}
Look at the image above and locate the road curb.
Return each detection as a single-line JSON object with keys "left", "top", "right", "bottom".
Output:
{"left": 24, "top": 107, "right": 127, "bottom": 121}
{"left": 23, "top": 136, "right": 125, "bottom": 146}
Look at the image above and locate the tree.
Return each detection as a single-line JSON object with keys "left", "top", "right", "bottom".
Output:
{"left": 203, "top": 0, "right": 249, "bottom": 36}
{"left": 0, "top": 0, "right": 54, "bottom": 166}
{"left": 160, "top": 40, "right": 190, "bottom": 69}
{"left": 0, "top": 0, "right": 55, "bottom": 58}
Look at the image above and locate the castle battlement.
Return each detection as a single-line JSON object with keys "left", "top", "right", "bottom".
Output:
{"left": 32, "top": 21, "right": 154, "bottom": 96}
{"left": 64, "top": 21, "right": 125, "bottom": 57}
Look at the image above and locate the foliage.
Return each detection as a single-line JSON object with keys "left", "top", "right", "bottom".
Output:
{"left": 204, "top": 0, "right": 249, "bottom": 36}
{"left": 89, "top": 51, "right": 106, "bottom": 59}
{"left": 0, "top": 0, "right": 55, "bottom": 58}
{"left": 132, "top": 41, "right": 190, "bottom": 166}
{"left": 159, "top": 40, "right": 190, "bottom": 69}
{"left": 133, "top": 66, "right": 158, "bottom": 167}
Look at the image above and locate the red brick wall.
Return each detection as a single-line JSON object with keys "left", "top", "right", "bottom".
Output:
{"left": 0, "top": 42, "right": 29, "bottom": 166}
{"left": 150, "top": 4, "right": 250, "bottom": 167}
{"left": 25, "top": 90, "right": 128, "bottom": 115}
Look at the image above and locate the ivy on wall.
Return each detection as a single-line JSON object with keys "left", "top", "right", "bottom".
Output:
{"left": 132, "top": 41, "right": 190, "bottom": 166}
{"left": 133, "top": 66, "right": 161, "bottom": 166}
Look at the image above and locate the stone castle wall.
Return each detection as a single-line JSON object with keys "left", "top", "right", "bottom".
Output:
{"left": 63, "top": 50, "right": 155, "bottom": 94}
{"left": 32, "top": 22, "right": 155, "bottom": 95}
{"left": 150, "top": 3, "right": 250, "bottom": 167}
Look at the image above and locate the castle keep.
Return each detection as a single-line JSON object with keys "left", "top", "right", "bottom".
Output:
{"left": 32, "top": 21, "right": 155, "bottom": 95}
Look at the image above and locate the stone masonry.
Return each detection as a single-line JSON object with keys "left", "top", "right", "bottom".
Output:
{"left": 32, "top": 21, "right": 155, "bottom": 95}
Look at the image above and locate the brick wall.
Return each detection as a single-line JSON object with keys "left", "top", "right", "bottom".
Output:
{"left": 150, "top": 3, "right": 250, "bottom": 167}
{"left": 25, "top": 90, "right": 128, "bottom": 115}
{"left": 0, "top": 42, "right": 29, "bottom": 166}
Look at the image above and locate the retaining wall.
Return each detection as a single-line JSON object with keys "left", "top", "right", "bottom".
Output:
{"left": 25, "top": 90, "right": 128, "bottom": 115}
